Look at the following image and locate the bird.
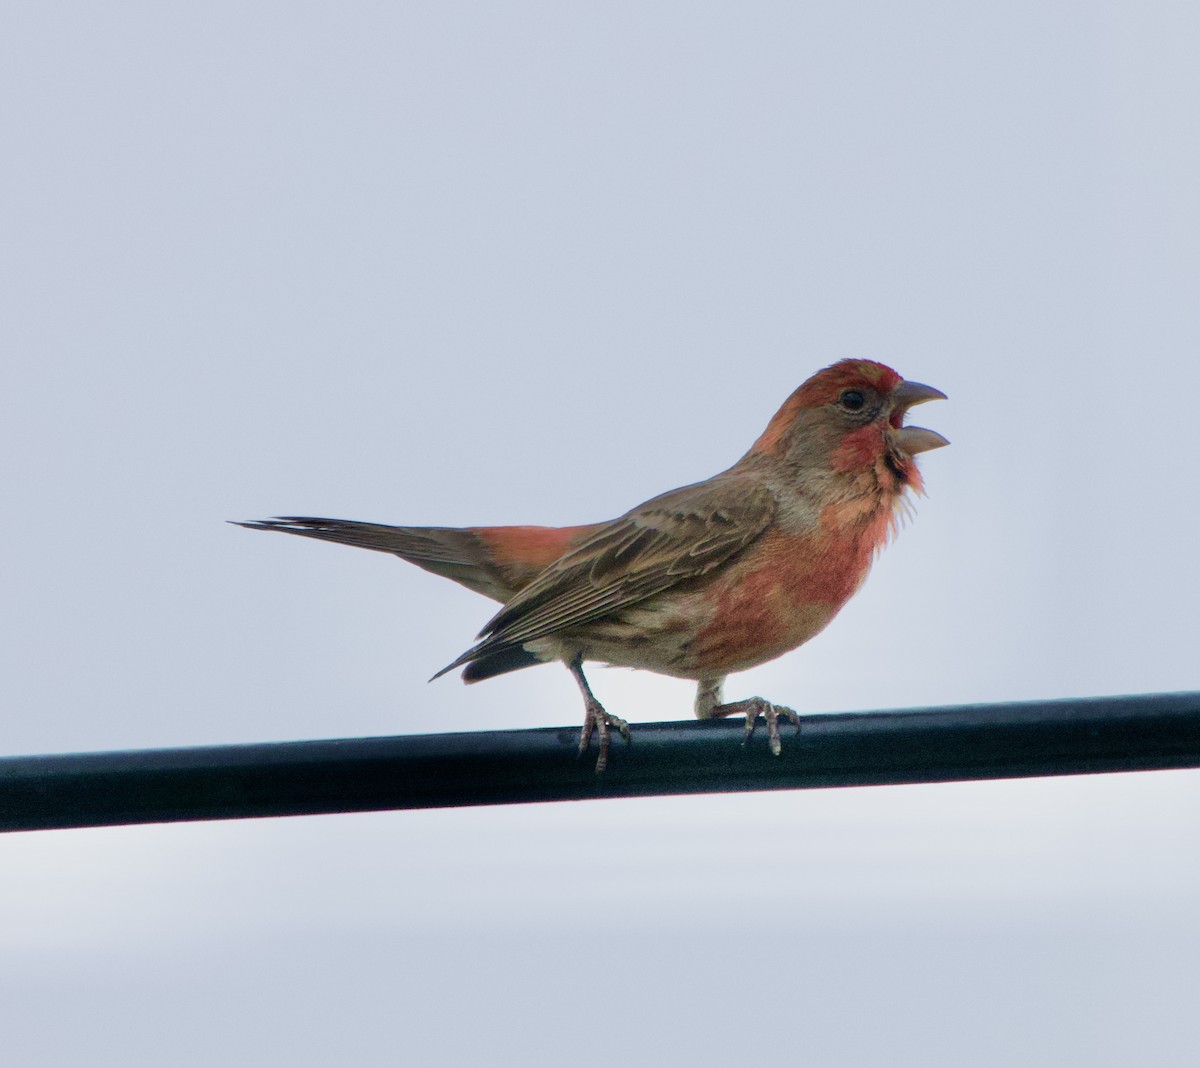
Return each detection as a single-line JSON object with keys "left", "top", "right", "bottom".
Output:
{"left": 236, "top": 358, "right": 947, "bottom": 771}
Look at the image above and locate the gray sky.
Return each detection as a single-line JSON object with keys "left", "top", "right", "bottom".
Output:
{"left": 2, "top": 3, "right": 1198, "bottom": 1064}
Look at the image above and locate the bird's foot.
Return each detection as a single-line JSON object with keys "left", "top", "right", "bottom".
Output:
{"left": 712, "top": 696, "right": 801, "bottom": 756}
{"left": 578, "top": 697, "right": 631, "bottom": 773}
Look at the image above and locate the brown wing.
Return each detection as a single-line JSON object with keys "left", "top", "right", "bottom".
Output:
{"left": 433, "top": 476, "right": 776, "bottom": 677}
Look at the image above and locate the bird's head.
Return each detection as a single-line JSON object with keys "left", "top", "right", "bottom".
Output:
{"left": 746, "top": 359, "right": 948, "bottom": 492}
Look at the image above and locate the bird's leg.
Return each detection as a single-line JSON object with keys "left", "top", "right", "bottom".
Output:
{"left": 709, "top": 695, "right": 802, "bottom": 757}
{"left": 567, "top": 657, "right": 630, "bottom": 773}
{"left": 693, "top": 676, "right": 726, "bottom": 719}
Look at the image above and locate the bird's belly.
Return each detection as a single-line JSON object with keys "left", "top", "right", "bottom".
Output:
{"left": 545, "top": 603, "right": 703, "bottom": 679}
{"left": 534, "top": 515, "right": 888, "bottom": 680}
{"left": 684, "top": 596, "right": 841, "bottom": 675}
{"left": 556, "top": 587, "right": 841, "bottom": 679}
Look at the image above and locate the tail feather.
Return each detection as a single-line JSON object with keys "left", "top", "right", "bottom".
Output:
{"left": 458, "top": 646, "right": 545, "bottom": 683}
{"left": 233, "top": 517, "right": 511, "bottom": 601}
{"left": 235, "top": 515, "right": 600, "bottom": 682}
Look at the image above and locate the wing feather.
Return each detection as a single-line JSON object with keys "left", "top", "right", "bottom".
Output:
{"left": 434, "top": 476, "right": 776, "bottom": 676}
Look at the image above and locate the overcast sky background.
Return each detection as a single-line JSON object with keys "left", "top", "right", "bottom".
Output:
{"left": 3, "top": 3, "right": 1199, "bottom": 1064}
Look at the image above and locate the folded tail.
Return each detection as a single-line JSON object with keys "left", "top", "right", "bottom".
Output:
{"left": 233, "top": 516, "right": 514, "bottom": 601}
{"left": 235, "top": 516, "right": 603, "bottom": 682}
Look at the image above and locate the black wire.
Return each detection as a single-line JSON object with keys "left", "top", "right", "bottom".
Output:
{"left": 2, "top": 691, "right": 1198, "bottom": 832}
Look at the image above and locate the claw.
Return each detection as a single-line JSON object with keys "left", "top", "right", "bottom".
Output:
{"left": 714, "top": 696, "right": 802, "bottom": 756}
{"left": 567, "top": 657, "right": 631, "bottom": 772}
{"left": 578, "top": 698, "right": 631, "bottom": 773}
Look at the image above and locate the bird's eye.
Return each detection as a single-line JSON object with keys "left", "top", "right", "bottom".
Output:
{"left": 839, "top": 389, "right": 866, "bottom": 411}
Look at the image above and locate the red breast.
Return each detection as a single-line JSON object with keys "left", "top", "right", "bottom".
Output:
{"left": 684, "top": 503, "right": 890, "bottom": 674}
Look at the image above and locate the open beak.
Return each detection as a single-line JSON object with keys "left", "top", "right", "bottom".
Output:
{"left": 889, "top": 379, "right": 949, "bottom": 455}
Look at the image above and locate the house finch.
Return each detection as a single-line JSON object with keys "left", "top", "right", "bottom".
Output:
{"left": 238, "top": 359, "right": 947, "bottom": 771}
